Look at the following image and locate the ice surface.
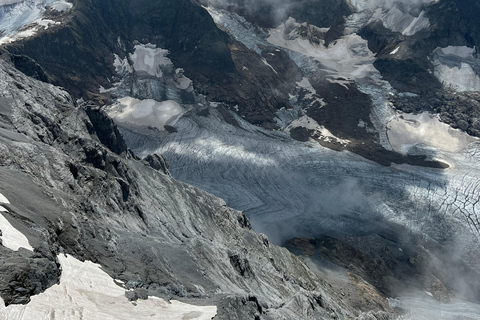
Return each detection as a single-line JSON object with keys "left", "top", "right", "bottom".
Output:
{"left": 374, "top": 5, "right": 430, "bottom": 36}
{"left": 0, "top": 192, "right": 33, "bottom": 251}
{"left": 106, "top": 97, "right": 183, "bottom": 131}
{"left": 435, "top": 62, "right": 480, "bottom": 92}
{"left": 432, "top": 46, "right": 480, "bottom": 92}
{"left": 439, "top": 46, "right": 475, "bottom": 59}
{"left": 387, "top": 112, "right": 477, "bottom": 155}
{"left": 0, "top": 0, "right": 71, "bottom": 45}
{"left": 267, "top": 18, "right": 375, "bottom": 82}
{"left": 0, "top": 0, "right": 23, "bottom": 5}
{"left": 47, "top": 0, "right": 71, "bottom": 12}
{"left": 391, "top": 294, "right": 480, "bottom": 320}
{"left": 129, "top": 44, "right": 172, "bottom": 78}
{"left": 204, "top": 6, "right": 268, "bottom": 54}
{"left": 0, "top": 254, "right": 217, "bottom": 319}
{"left": 348, "top": 0, "right": 436, "bottom": 13}
{"left": 125, "top": 107, "right": 480, "bottom": 256}
{"left": 174, "top": 68, "right": 193, "bottom": 90}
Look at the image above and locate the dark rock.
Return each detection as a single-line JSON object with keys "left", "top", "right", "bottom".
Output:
{"left": 229, "top": 254, "right": 255, "bottom": 278}
{"left": 144, "top": 154, "right": 170, "bottom": 175}
{"left": 84, "top": 103, "right": 128, "bottom": 155}
{"left": 290, "top": 126, "right": 314, "bottom": 142}
{"left": 164, "top": 125, "right": 178, "bottom": 133}
{"left": 0, "top": 247, "right": 60, "bottom": 306}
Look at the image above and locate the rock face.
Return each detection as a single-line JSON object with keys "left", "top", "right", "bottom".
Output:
{"left": 0, "top": 52, "right": 384, "bottom": 319}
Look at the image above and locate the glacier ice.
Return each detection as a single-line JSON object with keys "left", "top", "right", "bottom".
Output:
{"left": 0, "top": 0, "right": 71, "bottom": 45}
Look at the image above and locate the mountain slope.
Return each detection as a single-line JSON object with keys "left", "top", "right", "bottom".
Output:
{"left": 0, "top": 51, "right": 389, "bottom": 319}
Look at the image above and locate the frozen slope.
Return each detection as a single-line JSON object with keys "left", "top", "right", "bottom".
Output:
{"left": 0, "top": 0, "right": 71, "bottom": 45}
{"left": 0, "top": 254, "right": 217, "bottom": 320}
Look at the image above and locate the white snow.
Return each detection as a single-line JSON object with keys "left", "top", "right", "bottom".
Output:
{"left": 47, "top": 1, "right": 72, "bottom": 12}
{"left": 374, "top": 5, "right": 430, "bottom": 36}
{"left": 401, "top": 10, "right": 429, "bottom": 36}
{"left": 0, "top": 192, "right": 33, "bottom": 251}
{"left": 348, "top": 0, "right": 436, "bottom": 13}
{"left": 0, "top": 0, "right": 71, "bottom": 45}
{"left": 106, "top": 97, "right": 183, "bottom": 131}
{"left": 129, "top": 44, "right": 172, "bottom": 78}
{"left": 0, "top": 192, "right": 10, "bottom": 204}
{"left": 174, "top": 68, "right": 193, "bottom": 90}
{"left": 267, "top": 18, "right": 375, "bottom": 83}
{"left": 0, "top": 0, "right": 23, "bottom": 5}
{"left": 261, "top": 58, "right": 278, "bottom": 74}
{"left": 296, "top": 78, "right": 316, "bottom": 100}
{"left": 390, "top": 295, "right": 480, "bottom": 320}
{"left": 390, "top": 46, "right": 400, "bottom": 55}
{"left": 386, "top": 112, "right": 476, "bottom": 154}
{"left": 435, "top": 62, "right": 480, "bottom": 92}
{"left": 0, "top": 254, "right": 217, "bottom": 320}
{"left": 438, "top": 46, "right": 475, "bottom": 59}
{"left": 433, "top": 46, "right": 480, "bottom": 92}
{"left": 112, "top": 54, "right": 133, "bottom": 76}
{"left": 285, "top": 115, "right": 350, "bottom": 145}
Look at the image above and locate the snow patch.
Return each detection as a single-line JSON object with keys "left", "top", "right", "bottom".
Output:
{"left": 390, "top": 46, "right": 400, "bottom": 55}
{"left": 0, "top": 192, "right": 33, "bottom": 251}
{"left": 0, "top": 0, "right": 23, "bottom": 5}
{"left": 47, "top": 0, "right": 72, "bottom": 12}
{"left": 106, "top": 97, "right": 183, "bottom": 131}
{"left": 373, "top": 5, "right": 430, "bottom": 36}
{"left": 0, "top": 0, "right": 70, "bottom": 45}
{"left": 285, "top": 115, "right": 350, "bottom": 145}
{"left": 386, "top": 112, "right": 476, "bottom": 154}
{"left": 438, "top": 46, "right": 475, "bottom": 59}
{"left": 174, "top": 68, "right": 193, "bottom": 90}
{"left": 348, "top": 0, "right": 436, "bottom": 13}
{"left": 435, "top": 62, "right": 480, "bottom": 92}
{"left": 0, "top": 254, "right": 217, "bottom": 319}
{"left": 129, "top": 43, "right": 172, "bottom": 78}
{"left": 433, "top": 46, "right": 480, "bottom": 92}
{"left": 267, "top": 18, "right": 376, "bottom": 83}
{"left": 390, "top": 295, "right": 480, "bottom": 320}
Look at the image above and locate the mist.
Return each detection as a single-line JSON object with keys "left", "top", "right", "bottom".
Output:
{"left": 201, "top": 0, "right": 438, "bottom": 27}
